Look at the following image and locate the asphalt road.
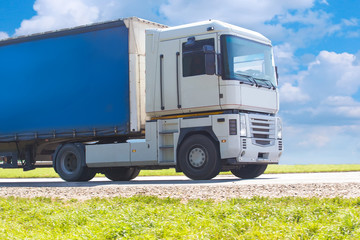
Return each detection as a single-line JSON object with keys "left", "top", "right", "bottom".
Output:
{"left": 0, "top": 172, "right": 358, "bottom": 188}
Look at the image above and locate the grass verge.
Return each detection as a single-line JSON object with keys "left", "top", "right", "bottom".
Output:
{"left": 0, "top": 164, "right": 359, "bottom": 178}
{"left": 0, "top": 196, "right": 359, "bottom": 239}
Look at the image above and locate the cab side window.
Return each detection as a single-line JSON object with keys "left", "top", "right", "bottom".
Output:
{"left": 182, "top": 38, "right": 214, "bottom": 77}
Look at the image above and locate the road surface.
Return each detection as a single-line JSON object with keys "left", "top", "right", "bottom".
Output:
{"left": 0, "top": 172, "right": 359, "bottom": 200}
{"left": 0, "top": 172, "right": 358, "bottom": 187}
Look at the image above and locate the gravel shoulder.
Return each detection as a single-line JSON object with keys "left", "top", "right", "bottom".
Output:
{"left": 0, "top": 183, "right": 359, "bottom": 201}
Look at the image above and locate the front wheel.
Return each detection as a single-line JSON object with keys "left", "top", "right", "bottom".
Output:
{"left": 104, "top": 167, "right": 140, "bottom": 181}
{"left": 178, "top": 134, "right": 221, "bottom": 180}
{"left": 231, "top": 164, "right": 268, "bottom": 179}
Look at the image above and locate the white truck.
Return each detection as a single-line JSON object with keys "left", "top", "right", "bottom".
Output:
{"left": 0, "top": 17, "right": 282, "bottom": 181}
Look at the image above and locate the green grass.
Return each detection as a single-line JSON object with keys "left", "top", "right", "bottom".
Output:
{"left": 0, "top": 164, "right": 359, "bottom": 178}
{"left": 0, "top": 196, "right": 359, "bottom": 239}
{"left": 265, "top": 164, "right": 360, "bottom": 174}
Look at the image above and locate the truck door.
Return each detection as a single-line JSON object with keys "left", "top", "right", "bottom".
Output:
{"left": 158, "top": 39, "right": 182, "bottom": 114}
{"left": 179, "top": 35, "right": 220, "bottom": 112}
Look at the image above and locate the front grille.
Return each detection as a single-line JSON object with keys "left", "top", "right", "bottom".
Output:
{"left": 249, "top": 115, "right": 275, "bottom": 146}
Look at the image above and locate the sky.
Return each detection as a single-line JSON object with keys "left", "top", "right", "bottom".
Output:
{"left": 0, "top": 0, "right": 360, "bottom": 164}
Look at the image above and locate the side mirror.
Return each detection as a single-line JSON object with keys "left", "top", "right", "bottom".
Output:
{"left": 275, "top": 66, "right": 279, "bottom": 85}
{"left": 185, "top": 36, "right": 196, "bottom": 47}
{"left": 203, "top": 45, "right": 215, "bottom": 75}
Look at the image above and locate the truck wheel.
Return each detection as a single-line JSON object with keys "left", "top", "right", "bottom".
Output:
{"left": 55, "top": 144, "right": 94, "bottom": 182}
{"left": 178, "top": 134, "right": 221, "bottom": 180}
{"left": 231, "top": 164, "right": 268, "bottom": 179}
{"left": 79, "top": 169, "right": 97, "bottom": 181}
{"left": 104, "top": 167, "right": 140, "bottom": 181}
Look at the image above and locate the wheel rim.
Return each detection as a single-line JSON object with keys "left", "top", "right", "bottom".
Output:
{"left": 61, "top": 153, "right": 78, "bottom": 174}
{"left": 188, "top": 147, "right": 206, "bottom": 168}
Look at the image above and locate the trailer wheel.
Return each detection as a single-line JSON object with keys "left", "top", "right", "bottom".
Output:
{"left": 55, "top": 144, "right": 95, "bottom": 182}
{"left": 231, "top": 164, "right": 268, "bottom": 179}
{"left": 104, "top": 167, "right": 140, "bottom": 181}
{"left": 178, "top": 134, "right": 221, "bottom": 180}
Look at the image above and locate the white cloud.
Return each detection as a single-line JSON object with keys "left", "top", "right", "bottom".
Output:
{"left": 298, "top": 132, "right": 330, "bottom": 148}
{"left": 305, "top": 51, "right": 360, "bottom": 97}
{"left": 347, "top": 31, "right": 360, "bottom": 38}
{"left": 320, "top": 0, "right": 329, "bottom": 5}
{"left": 0, "top": 32, "right": 9, "bottom": 40}
{"left": 280, "top": 83, "right": 309, "bottom": 103}
{"left": 281, "top": 51, "right": 360, "bottom": 106}
{"left": 15, "top": 0, "right": 100, "bottom": 36}
{"left": 323, "top": 96, "right": 360, "bottom": 118}
{"left": 277, "top": 10, "right": 358, "bottom": 46}
{"left": 342, "top": 18, "right": 358, "bottom": 27}
{"left": 274, "top": 43, "right": 299, "bottom": 73}
{"left": 293, "top": 125, "right": 360, "bottom": 150}
{"left": 273, "top": 11, "right": 359, "bottom": 73}
{"left": 280, "top": 51, "right": 360, "bottom": 123}
{"left": 325, "top": 96, "right": 357, "bottom": 106}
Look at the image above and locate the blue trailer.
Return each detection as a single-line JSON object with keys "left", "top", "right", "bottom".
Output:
{"left": 0, "top": 20, "right": 131, "bottom": 141}
{"left": 0, "top": 18, "right": 164, "bottom": 171}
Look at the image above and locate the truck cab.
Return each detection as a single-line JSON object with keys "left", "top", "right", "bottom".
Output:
{"left": 137, "top": 20, "right": 282, "bottom": 179}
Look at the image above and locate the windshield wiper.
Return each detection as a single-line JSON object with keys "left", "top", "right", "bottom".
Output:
{"left": 234, "top": 73, "right": 257, "bottom": 86}
{"left": 253, "top": 78, "right": 276, "bottom": 90}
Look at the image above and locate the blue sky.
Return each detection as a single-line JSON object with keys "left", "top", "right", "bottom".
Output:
{"left": 0, "top": 0, "right": 359, "bottom": 164}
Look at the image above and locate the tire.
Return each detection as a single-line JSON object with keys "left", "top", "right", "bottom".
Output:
{"left": 178, "top": 134, "right": 221, "bottom": 180}
{"left": 231, "top": 164, "right": 268, "bottom": 179}
{"left": 55, "top": 143, "right": 95, "bottom": 182}
{"left": 129, "top": 168, "right": 141, "bottom": 179}
{"left": 79, "top": 168, "right": 97, "bottom": 181}
{"left": 104, "top": 167, "right": 140, "bottom": 181}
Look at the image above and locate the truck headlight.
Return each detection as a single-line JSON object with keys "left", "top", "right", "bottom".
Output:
{"left": 240, "top": 114, "right": 247, "bottom": 137}
{"left": 277, "top": 117, "right": 282, "bottom": 139}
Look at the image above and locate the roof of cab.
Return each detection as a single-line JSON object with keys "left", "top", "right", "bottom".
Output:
{"left": 152, "top": 20, "right": 271, "bottom": 45}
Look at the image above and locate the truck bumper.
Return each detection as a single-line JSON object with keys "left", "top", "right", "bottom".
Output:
{"left": 236, "top": 137, "right": 282, "bottom": 164}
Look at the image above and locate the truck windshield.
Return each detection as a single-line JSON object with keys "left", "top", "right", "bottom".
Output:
{"left": 220, "top": 35, "right": 277, "bottom": 87}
